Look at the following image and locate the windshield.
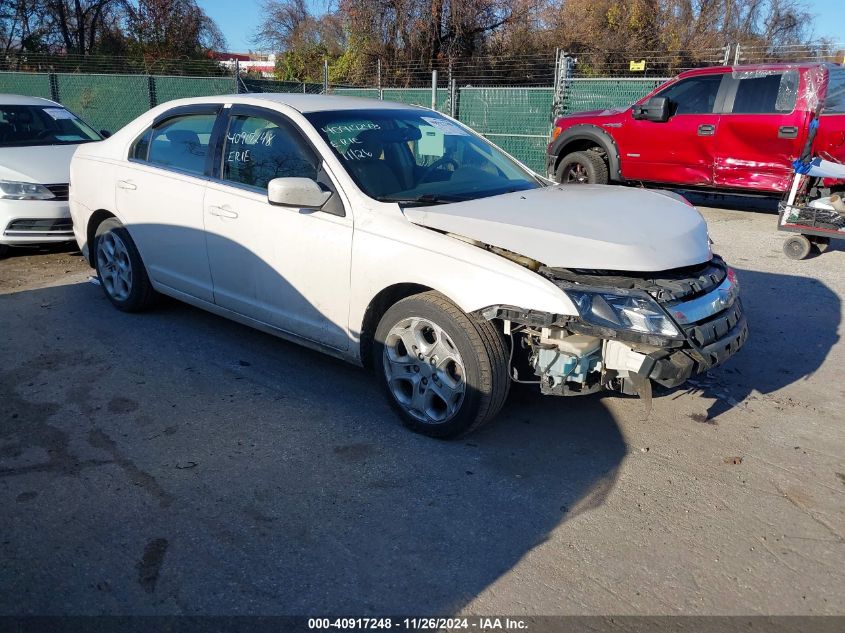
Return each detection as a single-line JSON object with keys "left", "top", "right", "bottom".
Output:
{"left": 0, "top": 105, "right": 101, "bottom": 147}
{"left": 304, "top": 108, "right": 542, "bottom": 204}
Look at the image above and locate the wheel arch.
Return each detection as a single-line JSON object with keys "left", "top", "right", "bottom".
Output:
{"left": 554, "top": 125, "right": 622, "bottom": 181}
{"left": 358, "top": 282, "right": 434, "bottom": 370}
{"left": 86, "top": 209, "right": 118, "bottom": 266}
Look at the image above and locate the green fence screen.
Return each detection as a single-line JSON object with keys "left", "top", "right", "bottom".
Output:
{"left": 0, "top": 72, "right": 669, "bottom": 174}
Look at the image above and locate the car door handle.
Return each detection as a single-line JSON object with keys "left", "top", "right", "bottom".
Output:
{"left": 117, "top": 180, "right": 137, "bottom": 190}
{"left": 697, "top": 124, "right": 716, "bottom": 136}
{"left": 778, "top": 125, "right": 799, "bottom": 139}
{"left": 208, "top": 205, "right": 238, "bottom": 219}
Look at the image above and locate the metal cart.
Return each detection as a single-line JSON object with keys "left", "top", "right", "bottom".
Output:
{"left": 778, "top": 156, "right": 845, "bottom": 260}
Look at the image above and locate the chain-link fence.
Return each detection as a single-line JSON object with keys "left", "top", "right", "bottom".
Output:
{"left": 2, "top": 43, "right": 843, "bottom": 174}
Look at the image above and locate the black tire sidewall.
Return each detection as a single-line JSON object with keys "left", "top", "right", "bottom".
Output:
{"left": 556, "top": 151, "right": 608, "bottom": 185}
{"left": 373, "top": 296, "right": 491, "bottom": 439}
{"left": 94, "top": 218, "right": 152, "bottom": 311}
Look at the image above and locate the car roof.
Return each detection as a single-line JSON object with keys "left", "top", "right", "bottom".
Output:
{"left": 169, "top": 92, "right": 427, "bottom": 114}
{"left": 0, "top": 94, "right": 60, "bottom": 106}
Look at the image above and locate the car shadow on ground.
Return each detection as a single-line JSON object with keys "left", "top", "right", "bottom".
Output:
{"left": 671, "top": 266, "right": 840, "bottom": 420}
{"left": 0, "top": 257, "right": 840, "bottom": 615}
{"left": 1, "top": 279, "right": 627, "bottom": 615}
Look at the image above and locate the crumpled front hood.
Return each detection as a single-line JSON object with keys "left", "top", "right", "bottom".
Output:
{"left": 404, "top": 185, "right": 712, "bottom": 272}
{"left": 0, "top": 144, "right": 80, "bottom": 183}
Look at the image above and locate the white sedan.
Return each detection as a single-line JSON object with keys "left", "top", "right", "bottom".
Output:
{"left": 69, "top": 94, "right": 746, "bottom": 437}
{"left": 0, "top": 94, "right": 102, "bottom": 257}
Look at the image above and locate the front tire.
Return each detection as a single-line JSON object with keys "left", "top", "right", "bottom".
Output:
{"left": 556, "top": 150, "right": 609, "bottom": 185}
{"left": 94, "top": 218, "right": 156, "bottom": 311}
{"left": 373, "top": 291, "right": 510, "bottom": 438}
{"left": 0, "top": 244, "right": 9, "bottom": 258}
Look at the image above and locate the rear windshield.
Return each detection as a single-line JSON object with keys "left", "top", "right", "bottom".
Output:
{"left": 825, "top": 68, "right": 845, "bottom": 114}
{"left": 0, "top": 105, "right": 101, "bottom": 147}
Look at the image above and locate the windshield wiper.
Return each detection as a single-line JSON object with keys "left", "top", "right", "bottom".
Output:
{"left": 375, "top": 193, "right": 457, "bottom": 206}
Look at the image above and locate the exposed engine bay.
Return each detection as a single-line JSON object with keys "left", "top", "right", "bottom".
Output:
{"left": 481, "top": 256, "right": 747, "bottom": 400}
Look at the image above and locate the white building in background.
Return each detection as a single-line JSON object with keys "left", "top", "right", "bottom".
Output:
{"left": 213, "top": 52, "right": 276, "bottom": 78}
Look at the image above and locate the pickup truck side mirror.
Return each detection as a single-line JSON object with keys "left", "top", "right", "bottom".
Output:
{"left": 632, "top": 97, "right": 671, "bottom": 122}
{"left": 99, "top": 129, "right": 112, "bottom": 138}
{"left": 268, "top": 177, "right": 332, "bottom": 209}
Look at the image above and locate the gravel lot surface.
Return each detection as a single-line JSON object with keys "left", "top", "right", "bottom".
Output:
{"left": 1, "top": 204, "right": 843, "bottom": 617}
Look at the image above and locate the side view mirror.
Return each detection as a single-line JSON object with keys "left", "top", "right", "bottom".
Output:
{"left": 268, "top": 177, "right": 332, "bottom": 209}
{"left": 632, "top": 97, "right": 671, "bottom": 122}
{"left": 99, "top": 129, "right": 112, "bottom": 138}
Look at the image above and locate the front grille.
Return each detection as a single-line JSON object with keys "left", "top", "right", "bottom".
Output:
{"left": 4, "top": 217, "right": 74, "bottom": 236}
{"left": 44, "top": 183, "right": 70, "bottom": 201}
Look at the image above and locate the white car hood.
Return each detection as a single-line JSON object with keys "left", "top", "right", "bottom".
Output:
{"left": 0, "top": 144, "right": 81, "bottom": 183}
{"left": 404, "top": 185, "right": 711, "bottom": 272}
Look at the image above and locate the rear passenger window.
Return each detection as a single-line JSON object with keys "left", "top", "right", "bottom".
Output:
{"left": 147, "top": 114, "right": 216, "bottom": 175}
{"left": 732, "top": 71, "right": 798, "bottom": 114}
{"left": 222, "top": 113, "right": 318, "bottom": 190}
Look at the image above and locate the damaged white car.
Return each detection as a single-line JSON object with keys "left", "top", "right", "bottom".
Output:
{"left": 69, "top": 94, "right": 747, "bottom": 437}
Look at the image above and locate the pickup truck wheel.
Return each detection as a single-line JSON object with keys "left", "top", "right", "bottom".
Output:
{"left": 783, "top": 235, "right": 812, "bottom": 260}
{"left": 373, "top": 291, "right": 510, "bottom": 438}
{"left": 0, "top": 244, "right": 9, "bottom": 258}
{"left": 94, "top": 218, "right": 157, "bottom": 312}
{"left": 556, "top": 150, "right": 609, "bottom": 185}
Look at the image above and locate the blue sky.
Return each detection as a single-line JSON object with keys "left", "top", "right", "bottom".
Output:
{"left": 200, "top": 0, "right": 844, "bottom": 53}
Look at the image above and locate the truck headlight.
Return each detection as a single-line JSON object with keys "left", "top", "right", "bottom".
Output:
{"left": 0, "top": 180, "right": 55, "bottom": 200}
{"left": 564, "top": 288, "right": 680, "bottom": 337}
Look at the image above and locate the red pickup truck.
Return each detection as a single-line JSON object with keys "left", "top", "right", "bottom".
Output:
{"left": 546, "top": 63, "right": 845, "bottom": 193}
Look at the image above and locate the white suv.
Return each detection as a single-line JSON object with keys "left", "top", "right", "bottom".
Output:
{"left": 69, "top": 94, "right": 746, "bottom": 437}
{"left": 0, "top": 94, "right": 102, "bottom": 257}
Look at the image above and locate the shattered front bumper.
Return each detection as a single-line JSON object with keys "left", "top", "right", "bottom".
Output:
{"left": 643, "top": 299, "right": 748, "bottom": 388}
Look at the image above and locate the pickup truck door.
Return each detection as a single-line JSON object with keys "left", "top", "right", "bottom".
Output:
{"left": 712, "top": 69, "right": 810, "bottom": 192}
{"left": 203, "top": 105, "right": 352, "bottom": 350}
{"left": 620, "top": 74, "right": 728, "bottom": 186}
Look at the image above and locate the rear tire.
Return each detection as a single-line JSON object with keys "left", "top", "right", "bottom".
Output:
{"left": 0, "top": 244, "right": 8, "bottom": 258}
{"left": 783, "top": 235, "right": 812, "bottom": 260}
{"left": 373, "top": 291, "right": 510, "bottom": 438}
{"left": 94, "top": 218, "right": 157, "bottom": 312}
{"left": 556, "top": 150, "right": 609, "bottom": 185}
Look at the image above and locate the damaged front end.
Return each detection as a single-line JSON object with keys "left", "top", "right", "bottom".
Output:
{"left": 481, "top": 256, "right": 747, "bottom": 400}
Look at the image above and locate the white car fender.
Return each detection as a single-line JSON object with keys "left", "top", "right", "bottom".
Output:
{"left": 348, "top": 210, "right": 579, "bottom": 342}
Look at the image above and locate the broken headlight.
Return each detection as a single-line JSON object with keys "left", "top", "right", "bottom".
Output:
{"left": 564, "top": 288, "right": 680, "bottom": 337}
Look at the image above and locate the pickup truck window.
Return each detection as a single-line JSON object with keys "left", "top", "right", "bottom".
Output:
{"left": 732, "top": 71, "right": 798, "bottom": 114}
{"left": 825, "top": 68, "right": 845, "bottom": 113}
{"left": 655, "top": 75, "right": 723, "bottom": 115}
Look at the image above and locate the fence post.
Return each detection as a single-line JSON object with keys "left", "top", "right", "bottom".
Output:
{"left": 431, "top": 69, "right": 437, "bottom": 110}
{"left": 233, "top": 59, "right": 240, "bottom": 93}
{"left": 551, "top": 49, "right": 572, "bottom": 125}
{"left": 323, "top": 59, "right": 329, "bottom": 94}
{"left": 377, "top": 58, "right": 383, "bottom": 100}
{"left": 49, "top": 73, "right": 60, "bottom": 103}
{"left": 147, "top": 76, "right": 157, "bottom": 109}
{"left": 449, "top": 78, "right": 457, "bottom": 118}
